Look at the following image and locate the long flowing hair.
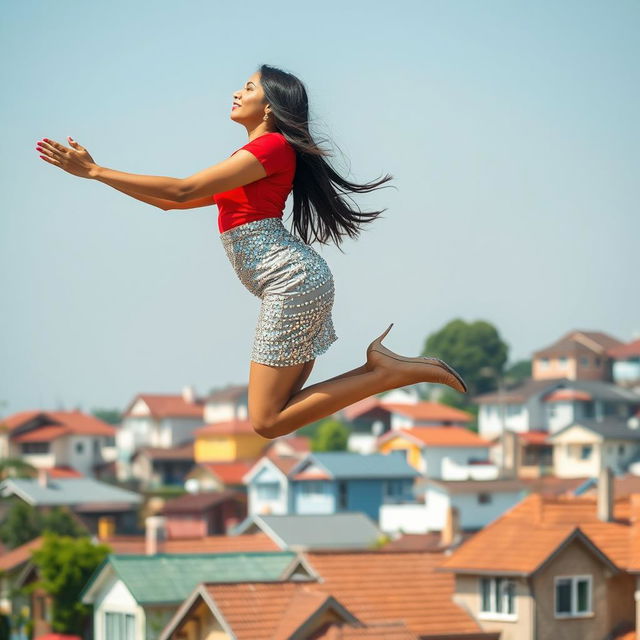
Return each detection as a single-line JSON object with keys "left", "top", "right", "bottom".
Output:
{"left": 258, "top": 64, "right": 395, "bottom": 250}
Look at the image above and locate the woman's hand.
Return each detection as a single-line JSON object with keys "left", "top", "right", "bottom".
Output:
{"left": 36, "top": 136, "right": 98, "bottom": 179}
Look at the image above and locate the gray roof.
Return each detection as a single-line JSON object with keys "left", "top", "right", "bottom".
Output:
{"left": 475, "top": 377, "right": 640, "bottom": 405}
{"left": 549, "top": 418, "right": 640, "bottom": 441}
{"left": 232, "top": 512, "right": 383, "bottom": 550}
{"left": 0, "top": 477, "right": 143, "bottom": 506}
{"left": 297, "top": 451, "right": 420, "bottom": 480}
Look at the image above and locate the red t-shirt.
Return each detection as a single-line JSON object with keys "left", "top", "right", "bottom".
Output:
{"left": 214, "top": 131, "right": 297, "bottom": 233}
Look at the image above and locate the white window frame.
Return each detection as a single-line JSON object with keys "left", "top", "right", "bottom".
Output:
{"left": 554, "top": 574, "right": 593, "bottom": 618}
{"left": 300, "top": 480, "right": 326, "bottom": 496}
{"left": 478, "top": 576, "right": 518, "bottom": 621}
{"left": 104, "top": 611, "right": 136, "bottom": 640}
{"left": 256, "top": 482, "right": 280, "bottom": 501}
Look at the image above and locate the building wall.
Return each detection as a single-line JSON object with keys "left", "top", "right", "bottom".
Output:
{"left": 195, "top": 433, "right": 264, "bottom": 463}
{"left": 248, "top": 465, "right": 289, "bottom": 516}
{"left": 532, "top": 538, "right": 631, "bottom": 640}
{"left": 422, "top": 446, "right": 490, "bottom": 480}
{"left": 545, "top": 401, "right": 575, "bottom": 434}
{"left": 453, "top": 574, "right": 533, "bottom": 640}
{"left": 478, "top": 404, "right": 529, "bottom": 439}
{"left": 92, "top": 572, "right": 145, "bottom": 640}
{"left": 551, "top": 426, "right": 602, "bottom": 478}
{"left": 451, "top": 490, "right": 524, "bottom": 530}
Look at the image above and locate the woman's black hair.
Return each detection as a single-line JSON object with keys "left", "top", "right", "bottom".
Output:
{"left": 257, "top": 64, "right": 395, "bottom": 250}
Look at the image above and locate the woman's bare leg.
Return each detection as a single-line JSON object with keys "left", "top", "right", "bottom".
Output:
{"left": 248, "top": 351, "right": 415, "bottom": 440}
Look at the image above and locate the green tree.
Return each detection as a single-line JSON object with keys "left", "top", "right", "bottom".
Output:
{"left": 504, "top": 359, "right": 532, "bottom": 385}
{"left": 422, "top": 318, "right": 509, "bottom": 398}
{"left": 90, "top": 408, "right": 122, "bottom": 425}
{"left": 311, "top": 419, "right": 350, "bottom": 452}
{"left": 28, "top": 533, "right": 111, "bottom": 634}
{"left": 0, "top": 502, "right": 88, "bottom": 550}
{"left": 0, "top": 458, "right": 37, "bottom": 481}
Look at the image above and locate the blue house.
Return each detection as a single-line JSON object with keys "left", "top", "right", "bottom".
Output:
{"left": 244, "top": 451, "right": 420, "bottom": 523}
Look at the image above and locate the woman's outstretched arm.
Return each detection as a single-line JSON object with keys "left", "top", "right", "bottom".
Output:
{"left": 102, "top": 183, "right": 215, "bottom": 211}
{"left": 37, "top": 136, "right": 266, "bottom": 202}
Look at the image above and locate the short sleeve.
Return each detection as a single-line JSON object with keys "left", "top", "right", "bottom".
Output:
{"left": 239, "top": 133, "right": 291, "bottom": 177}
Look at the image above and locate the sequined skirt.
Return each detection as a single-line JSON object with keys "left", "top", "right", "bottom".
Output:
{"left": 220, "top": 217, "right": 338, "bottom": 366}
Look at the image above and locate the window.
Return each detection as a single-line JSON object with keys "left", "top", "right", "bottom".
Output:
{"left": 75, "top": 441, "right": 84, "bottom": 454}
{"left": 20, "top": 442, "right": 49, "bottom": 454}
{"left": 256, "top": 482, "right": 280, "bottom": 500}
{"left": 554, "top": 575, "right": 592, "bottom": 617}
{"left": 595, "top": 357, "right": 601, "bottom": 367}
{"left": 384, "top": 479, "right": 412, "bottom": 503}
{"left": 618, "top": 444, "right": 625, "bottom": 456}
{"left": 338, "top": 481, "right": 348, "bottom": 510}
{"left": 478, "top": 493, "right": 492, "bottom": 504}
{"left": 581, "top": 357, "right": 589, "bottom": 367}
{"left": 105, "top": 611, "right": 135, "bottom": 639}
{"left": 559, "top": 357, "right": 568, "bottom": 367}
{"left": 580, "top": 445, "right": 593, "bottom": 460}
{"left": 300, "top": 481, "right": 325, "bottom": 496}
{"left": 540, "top": 358, "right": 549, "bottom": 368}
{"left": 479, "top": 577, "right": 516, "bottom": 618}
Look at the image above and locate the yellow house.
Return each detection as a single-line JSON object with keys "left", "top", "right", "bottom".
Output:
{"left": 194, "top": 419, "right": 268, "bottom": 463}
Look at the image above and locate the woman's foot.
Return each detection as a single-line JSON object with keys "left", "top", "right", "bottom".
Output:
{"left": 365, "top": 325, "right": 468, "bottom": 393}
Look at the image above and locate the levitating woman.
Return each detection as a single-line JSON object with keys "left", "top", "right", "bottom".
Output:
{"left": 36, "top": 64, "right": 467, "bottom": 440}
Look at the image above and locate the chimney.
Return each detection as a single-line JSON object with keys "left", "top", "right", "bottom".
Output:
{"left": 441, "top": 505, "right": 460, "bottom": 548}
{"left": 37, "top": 468, "right": 49, "bottom": 488}
{"left": 182, "top": 385, "right": 196, "bottom": 404}
{"left": 145, "top": 515, "right": 166, "bottom": 556}
{"left": 597, "top": 466, "right": 614, "bottom": 522}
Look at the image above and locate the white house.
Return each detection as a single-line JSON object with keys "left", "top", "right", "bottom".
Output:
{"left": 548, "top": 416, "right": 640, "bottom": 478}
{"left": 0, "top": 409, "right": 116, "bottom": 477}
{"left": 380, "top": 478, "right": 527, "bottom": 534}
{"left": 117, "top": 386, "right": 205, "bottom": 480}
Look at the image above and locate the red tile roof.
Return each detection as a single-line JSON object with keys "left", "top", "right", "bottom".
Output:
{"left": 123, "top": 393, "right": 204, "bottom": 419}
{"left": 199, "top": 460, "right": 257, "bottom": 484}
{"left": 200, "top": 551, "right": 481, "bottom": 640}
{"left": 162, "top": 489, "right": 243, "bottom": 514}
{"left": 608, "top": 338, "right": 640, "bottom": 358}
{"left": 46, "top": 466, "right": 83, "bottom": 478}
{"left": 0, "top": 536, "right": 44, "bottom": 572}
{"left": 4, "top": 410, "right": 115, "bottom": 438}
{"left": 195, "top": 419, "right": 256, "bottom": 436}
{"left": 381, "top": 402, "right": 474, "bottom": 423}
{"left": 544, "top": 389, "right": 592, "bottom": 403}
{"left": 265, "top": 452, "right": 307, "bottom": 475}
{"left": 304, "top": 551, "right": 482, "bottom": 637}
{"left": 518, "top": 430, "right": 552, "bottom": 446}
{"left": 133, "top": 442, "right": 194, "bottom": 461}
{"left": 441, "top": 492, "right": 638, "bottom": 575}
{"left": 102, "top": 532, "right": 278, "bottom": 554}
{"left": 379, "top": 427, "right": 490, "bottom": 449}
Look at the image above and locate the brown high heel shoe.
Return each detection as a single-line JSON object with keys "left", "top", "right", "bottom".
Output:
{"left": 367, "top": 323, "right": 468, "bottom": 393}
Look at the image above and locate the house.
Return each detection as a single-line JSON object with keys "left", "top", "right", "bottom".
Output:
{"left": 439, "top": 468, "right": 637, "bottom": 640}
{"left": 490, "top": 429, "right": 554, "bottom": 478}
{"left": 193, "top": 419, "right": 269, "bottom": 464}
{"left": 0, "top": 409, "right": 116, "bottom": 477}
{"left": 377, "top": 426, "right": 497, "bottom": 480}
{"left": 129, "top": 441, "right": 195, "bottom": 489}
{"left": 160, "top": 489, "right": 246, "bottom": 538}
{"left": 532, "top": 329, "right": 626, "bottom": 382}
{"left": 79, "top": 551, "right": 313, "bottom": 640}
{"left": 231, "top": 512, "right": 384, "bottom": 550}
{"left": 548, "top": 417, "right": 640, "bottom": 478}
{"left": 608, "top": 338, "right": 640, "bottom": 388}
{"left": 159, "top": 549, "right": 496, "bottom": 640}
{"left": 339, "top": 392, "right": 473, "bottom": 454}
{"left": 0, "top": 473, "right": 143, "bottom": 535}
{"left": 475, "top": 377, "right": 640, "bottom": 439}
{"left": 184, "top": 435, "right": 310, "bottom": 493}
{"left": 245, "top": 451, "right": 420, "bottom": 522}
{"left": 116, "top": 387, "right": 205, "bottom": 480}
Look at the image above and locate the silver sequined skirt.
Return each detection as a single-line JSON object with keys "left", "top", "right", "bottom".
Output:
{"left": 220, "top": 217, "right": 338, "bottom": 366}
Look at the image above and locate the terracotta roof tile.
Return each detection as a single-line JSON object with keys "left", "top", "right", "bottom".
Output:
{"left": 544, "top": 389, "right": 592, "bottom": 402}
{"left": 304, "top": 551, "right": 481, "bottom": 636}
{"left": 103, "top": 532, "right": 278, "bottom": 554}
{"left": 442, "top": 492, "right": 638, "bottom": 574}
{"left": 133, "top": 442, "right": 194, "bottom": 461}
{"left": 162, "top": 489, "right": 243, "bottom": 514}
{"left": 124, "top": 393, "right": 204, "bottom": 419}
{"left": 312, "top": 623, "right": 418, "bottom": 639}
{"left": 0, "top": 536, "right": 44, "bottom": 572}
{"left": 199, "top": 460, "right": 257, "bottom": 484}
{"left": 608, "top": 338, "right": 640, "bottom": 358}
{"left": 5, "top": 410, "right": 115, "bottom": 439}
{"left": 195, "top": 419, "right": 256, "bottom": 436}
{"left": 46, "top": 466, "right": 83, "bottom": 478}
{"left": 381, "top": 402, "right": 474, "bottom": 423}
{"left": 380, "top": 427, "right": 490, "bottom": 448}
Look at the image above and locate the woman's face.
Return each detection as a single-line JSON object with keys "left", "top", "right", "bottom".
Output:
{"left": 231, "top": 72, "right": 270, "bottom": 125}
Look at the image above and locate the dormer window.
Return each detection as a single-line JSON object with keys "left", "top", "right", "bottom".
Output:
{"left": 555, "top": 575, "right": 592, "bottom": 617}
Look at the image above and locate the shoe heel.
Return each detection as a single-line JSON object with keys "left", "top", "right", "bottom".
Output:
{"left": 367, "top": 323, "right": 394, "bottom": 357}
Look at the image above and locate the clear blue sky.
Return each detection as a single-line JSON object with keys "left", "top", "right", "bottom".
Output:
{"left": 2, "top": 0, "right": 638, "bottom": 416}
